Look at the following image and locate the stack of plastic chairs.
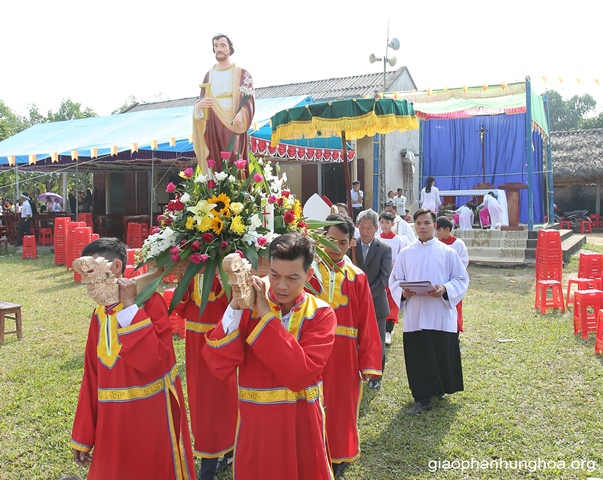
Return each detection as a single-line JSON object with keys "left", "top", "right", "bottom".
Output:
{"left": 72, "top": 227, "right": 93, "bottom": 282}
{"left": 534, "top": 230, "right": 565, "bottom": 314}
{"left": 126, "top": 223, "right": 145, "bottom": 248}
{"left": 79, "top": 213, "right": 93, "bottom": 229}
{"left": 22, "top": 235, "right": 37, "bottom": 260}
{"left": 66, "top": 221, "right": 86, "bottom": 269}
{"left": 162, "top": 288, "right": 186, "bottom": 338}
{"left": 578, "top": 251, "right": 603, "bottom": 281}
{"left": 54, "top": 217, "right": 71, "bottom": 266}
{"left": 572, "top": 251, "right": 603, "bottom": 338}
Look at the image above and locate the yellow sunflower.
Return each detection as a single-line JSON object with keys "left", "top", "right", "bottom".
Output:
{"left": 211, "top": 216, "right": 225, "bottom": 235}
{"left": 230, "top": 215, "right": 246, "bottom": 235}
{"left": 198, "top": 216, "right": 213, "bottom": 232}
{"left": 208, "top": 193, "right": 231, "bottom": 217}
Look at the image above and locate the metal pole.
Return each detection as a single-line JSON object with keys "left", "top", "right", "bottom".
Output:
{"left": 150, "top": 157, "right": 155, "bottom": 223}
{"left": 525, "top": 77, "right": 534, "bottom": 230}
{"left": 543, "top": 93, "right": 554, "bottom": 223}
{"left": 373, "top": 134, "right": 380, "bottom": 211}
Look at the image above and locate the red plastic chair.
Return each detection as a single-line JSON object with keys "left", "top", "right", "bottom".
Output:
{"left": 595, "top": 309, "right": 603, "bottom": 355}
{"left": 573, "top": 289, "right": 603, "bottom": 338}
{"left": 535, "top": 280, "right": 565, "bottom": 314}
{"left": 22, "top": 235, "right": 37, "bottom": 259}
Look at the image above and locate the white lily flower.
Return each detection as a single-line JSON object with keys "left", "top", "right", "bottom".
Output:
{"left": 195, "top": 173, "right": 208, "bottom": 184}
{"left": 228, "top": 175, "right": 236, "bottom": 183}
{"left": 214, "top": 171, "right": 228, "bottom": 181}
{"left": 180, "top": 193, "right": 190, "bottom": 204}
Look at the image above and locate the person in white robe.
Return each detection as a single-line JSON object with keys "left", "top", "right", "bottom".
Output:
{"left": 478, "top": 192, "right": 504, "bottom": 230}
{"left": 454, "top": 202, "right": 475, "bottom": 230}
{"left": 378, "top": 203, "right": 416, "bottom": 246}
{"left": 389, "top": 208, "right": 469, "bottom": 415}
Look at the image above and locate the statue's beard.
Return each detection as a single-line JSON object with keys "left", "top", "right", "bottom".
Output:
{"left": 215, "top": 51, "right": 228, "bottom": 61}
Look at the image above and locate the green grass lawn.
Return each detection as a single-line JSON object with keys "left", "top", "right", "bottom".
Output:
{"left": 1, "top": 245, "right": 603, "bottom": 479}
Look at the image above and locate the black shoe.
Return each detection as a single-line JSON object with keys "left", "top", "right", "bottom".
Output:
{"left": 215, "top": 455, "right": 233, "bottom": 474}
{"left": 368, "top": 379, "right": 381, "bottom": 389}
{"left": 333, "top": 462, "right": 350, "bottom": 478}
{"left": 406, "top": 402, "right": 432, "bottom": 415}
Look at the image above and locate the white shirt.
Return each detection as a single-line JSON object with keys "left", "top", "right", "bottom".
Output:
{"left": 377, "top": 233, "right": 405, "bottom": 265}
{"left": 20, "top": 200, "right": 32, "bottom": 218}
{"left": 455, "top": 205, "right": 474, "bottom": 230}
{"left": 389, "top": 238, "right": 469, "bottom": 333}
{"left": 377, "top": 215, "right": 416, "bottom": 246}
{"left": 420, "top": 186, "right": 442, "bottom": 212}
{"left": 393, "top": 195, "right": 406, "bottom": 214}
{"left": 350, "top": 189, "right": 363, "bottom": 208}
{"left": 442, "top": 237, "right": 469, "bottom": 268}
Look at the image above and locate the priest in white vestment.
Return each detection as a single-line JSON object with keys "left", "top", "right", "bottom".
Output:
{"left": 389, "top": 208, "right": 469, "bottom": 415}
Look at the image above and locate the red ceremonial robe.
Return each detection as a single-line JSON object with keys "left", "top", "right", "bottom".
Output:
{"left": 202, "top": 290, "right": 337, "bottom": 480}
{"left": 174, "top": 275, "right": 237, "bottom": 458}
{"left": 71, "top": 293, "right": 194, "bottom": 480}
{"left": 310, "top": 259, "right": 382, "bottom": 464}
{"left": 440, "top": 235, "right": 464, "bottom": 332}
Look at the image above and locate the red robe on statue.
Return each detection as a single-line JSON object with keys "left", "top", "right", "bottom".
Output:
{"left": 71, "top": 293, "right": 194, "bottom": 480}
{"left": 310, "top": 260, "right": 382, "bottom": 464}
{"left": 174, "top": 275, "right": 237, "bottom": 458}
{"left": 202, "top": 290, "right": 337, "bottom": 480}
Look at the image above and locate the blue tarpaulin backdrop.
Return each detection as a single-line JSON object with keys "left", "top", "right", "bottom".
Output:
{"left": 421, "top": 113, "right": 545, "bottom": 224}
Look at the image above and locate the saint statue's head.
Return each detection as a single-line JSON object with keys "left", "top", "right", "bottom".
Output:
{"left": 212, "top": 33, "right": 234, "bottom": 61}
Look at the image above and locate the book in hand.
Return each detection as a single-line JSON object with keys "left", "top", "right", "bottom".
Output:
{"left": 398, "top": 280, "right": 436, "bottom": 295}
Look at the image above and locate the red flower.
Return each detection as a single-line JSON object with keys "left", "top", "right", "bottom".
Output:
{"left": 220, "top": 241, "right": 229, "bottom": 251}
{"left": 284, "top": 211, "right": 295, "bottom": 224}
{"left": 166, "top": 182, "right": 177, "bottom": 193}
{"left": 183, "top": 167, "right": 194, "bottom": 178}
{"left": 268, "top": 194, "right": 277, "bottom": 204}
{"left": 207, "top": 159, "right": 216, "bottom": 169}
{"left": 171, "top": 253, "right": 181, "bottom": 262}
{"left": 297, "top": 221, "right": 308, "bottom": 229}
{"left": 208, "top": 180, "right": 216, "bottom": 189}
{"left": 190, "top": 253, "right": 204, "bottom": 264}
{"left": 282, "top": 190, "right": 291, "bottom": 198}
{"left": 277, "top": 197, "right": 284, "bottom": 206}
{"left": 191, "top": 240, "right": 201, "bottom": 251}
{"left": 163, "top": 217, "right": 173, "bottom": 226}
{"left": 234, "top": 159, "right": 247, "bottom": 170}
{"left": 253, "top": 173, "right": 264, "bottom": 183}
{"left": 167, "top": 200, "right": 185, "bottom": 211}
{"left": 220, "top": 151, "right": 231, "bottom": 160}
{"left": 170, "top": 246, "right": 180, "bottom": 255}
{"left": 257, "top": 236, "right": 268, "bottom": 247}
{"left": 202, "top": 233, "right": 214, "bottom": 243}
{"left": 235, "top": 250, "right": 244, "bottom": 258}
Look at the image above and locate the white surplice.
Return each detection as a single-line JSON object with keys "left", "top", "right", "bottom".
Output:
{"left": 389, "top": 238, "right": 469, "bottom": 333}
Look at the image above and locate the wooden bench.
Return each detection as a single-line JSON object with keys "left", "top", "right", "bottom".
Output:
{"left": 0, "top": 301, "right": 23, "bottom": 345}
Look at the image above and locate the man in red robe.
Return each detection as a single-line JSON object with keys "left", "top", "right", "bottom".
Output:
{"left": 311, "top": 213, "right": 382, "bottom": 477}
{"left": 174, "top": 275, "right": 237, "bottom": 480}
{"left": 202, "top": 233, "right": 337, "bottom": 480}
{"left": 193, "top": 33, "right": 255, "bottom": 173}
{"left": 71, "top": 238, "right": 194, "bottom": 480}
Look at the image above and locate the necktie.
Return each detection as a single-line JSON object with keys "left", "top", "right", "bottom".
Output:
{"left": 362, "top": 243, "right": 370, "bottom": 261}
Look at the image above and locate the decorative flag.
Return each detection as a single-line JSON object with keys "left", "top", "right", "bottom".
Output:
{"left": 90, "top": 148, "right": 98, "bottom": 158}
{"left": 501, "top": 81, "right": 507, "bottom": 90}
{"left": 463, "top": 85, "right": 467, "bottom": 93}
{"left": 427, "top": 89, "right": 432, "bottom": 96}
{"left": 559, "top": 77, "right": 564, "bottom": 84}
{"left": 71, "top": 150, "right": 78, "bottom": 161}
{"left": 169, "top": 137, "right": 176, "bottom": 147}
{"left": 542, "top": 76, "right": 547, "bottom": 83}
{"left": 8, "top": 156, "right": 15, "bottom": 166}
{"left": 28, "top": 154, "right": 36, "bottom": 165}
{"left": 51, "top": 152, "right": 59, "bottom": 163}
{"left": 188, "top": 135, "right": 193, "bottom": 143}
{"left": 150, "top": 140, "right": 158, "bottom": 150}
{"left": 131, "top": 143, "right": 138, "bottom": 153}
{"left": 576, "top": 78, "right": 582, "bottom": 85}
{"left": 482, "top": 83, "right": 487, "bottom": 91}
{"left": 110, "top": 146, "right": 118, "bottom": 156}
{"left": 596, "top": 79, "right": 600, "bottom": 85}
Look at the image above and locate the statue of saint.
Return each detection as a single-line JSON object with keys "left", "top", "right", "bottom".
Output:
{"left": 192, "top": 33, "right": 255, "bottom": 173}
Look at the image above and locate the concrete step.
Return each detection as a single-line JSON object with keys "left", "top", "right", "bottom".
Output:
{"left": 525, "top": 229, "right": 584, "bottom": 265}
{"left": 561, "top": 233, "right": 587, "bottom": 264}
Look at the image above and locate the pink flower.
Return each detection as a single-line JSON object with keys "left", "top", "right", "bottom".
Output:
{"left": 157, "top": 215, "right": 164, "bottom": 222}
{"left": 202, "top": 233, "right": 214, "bottom": 243}
{"left": 190, "top": 253, "right": 203, "bottom": 264}
{"left": 199, "top": 253, "right": 209, "bottom": 262}
{"left": 166, "top": 182, "right": 177, "bottom": 193}
{"left": 207, "top": 159, "right": 216, "bottom": 169}
{"left": 208, "top": 180, "right": 216, "bottom": 189}
{"left": 164, "top": 217, "right": 173, "bottom": 226}
{"left": 170, "top": 246, "right": 180, "bottom": 255}
{"left": 151, "top": 227, "right": 160, "bottom": 234}
{"left": 171, "top": 253, "right": 181, "bottom": 262}
{"left": 191, "top": 240, "right": 201, "bottom": 251}
{"left": 234, "top": 159, "right": 247, "bottom": 170}
{"left": 267, "top": 194, "right": 277, "bottom": 204}
{"left": 257, "top": 236, "right": 268, "bottom": 247}
{"left": 183, "top": 167, "right": 194, "bottom": 178}
{"left": 253, "top": 173, "right": 264, "bottom": 183}
{"left": 220, "top": 151, "right": 231, "bottom": 160}
{"left": 282, "top": 190, "right": 291, "bottom": 198}
{"left": 220, "top": 241, "right": 229, "bottom": 251}
{"left": 235, "top": 250, "right": 245, "bottom": 258}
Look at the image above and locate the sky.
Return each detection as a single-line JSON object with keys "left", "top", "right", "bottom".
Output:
{"left": 3, "top": 0, "right": 603, "bottom": 118}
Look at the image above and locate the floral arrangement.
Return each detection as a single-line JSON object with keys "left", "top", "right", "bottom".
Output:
{"left": 136, "top": 151, "right": 338, "bottom": 312}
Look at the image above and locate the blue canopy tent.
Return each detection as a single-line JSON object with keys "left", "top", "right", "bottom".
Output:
{"left": 397, "top": 80, "right": 550, "bottom": 228}
{"left": 0, "top": 95, "right": 352, "bottom": 169}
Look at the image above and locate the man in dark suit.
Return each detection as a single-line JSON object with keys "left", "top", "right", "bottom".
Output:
{"left": 355, "top": 209, "right": 392, "bottom": 389}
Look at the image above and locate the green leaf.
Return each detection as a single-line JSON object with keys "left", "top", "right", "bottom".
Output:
{"left": 217, "top": 261, "right": 231, "bottom": 303}
{"left": 313, "top": 233, "right": 340, "bottom": 252}
{"left": 305, "top": 281, "right": 320, "bottom": 296}
{"left": 135, "top": 263, "right": 176, "bottom": 306}
{"left": 197, "top": 256, "right": 220, "bottom": 314}
{"left": 304, "top": 219, "right": 342, "bottom": 229}
{"left": 169, "top": 260, "right": 204, "bottom": 313}
{"left": 243, "top": 244, "right": 259, "bottom": 271}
